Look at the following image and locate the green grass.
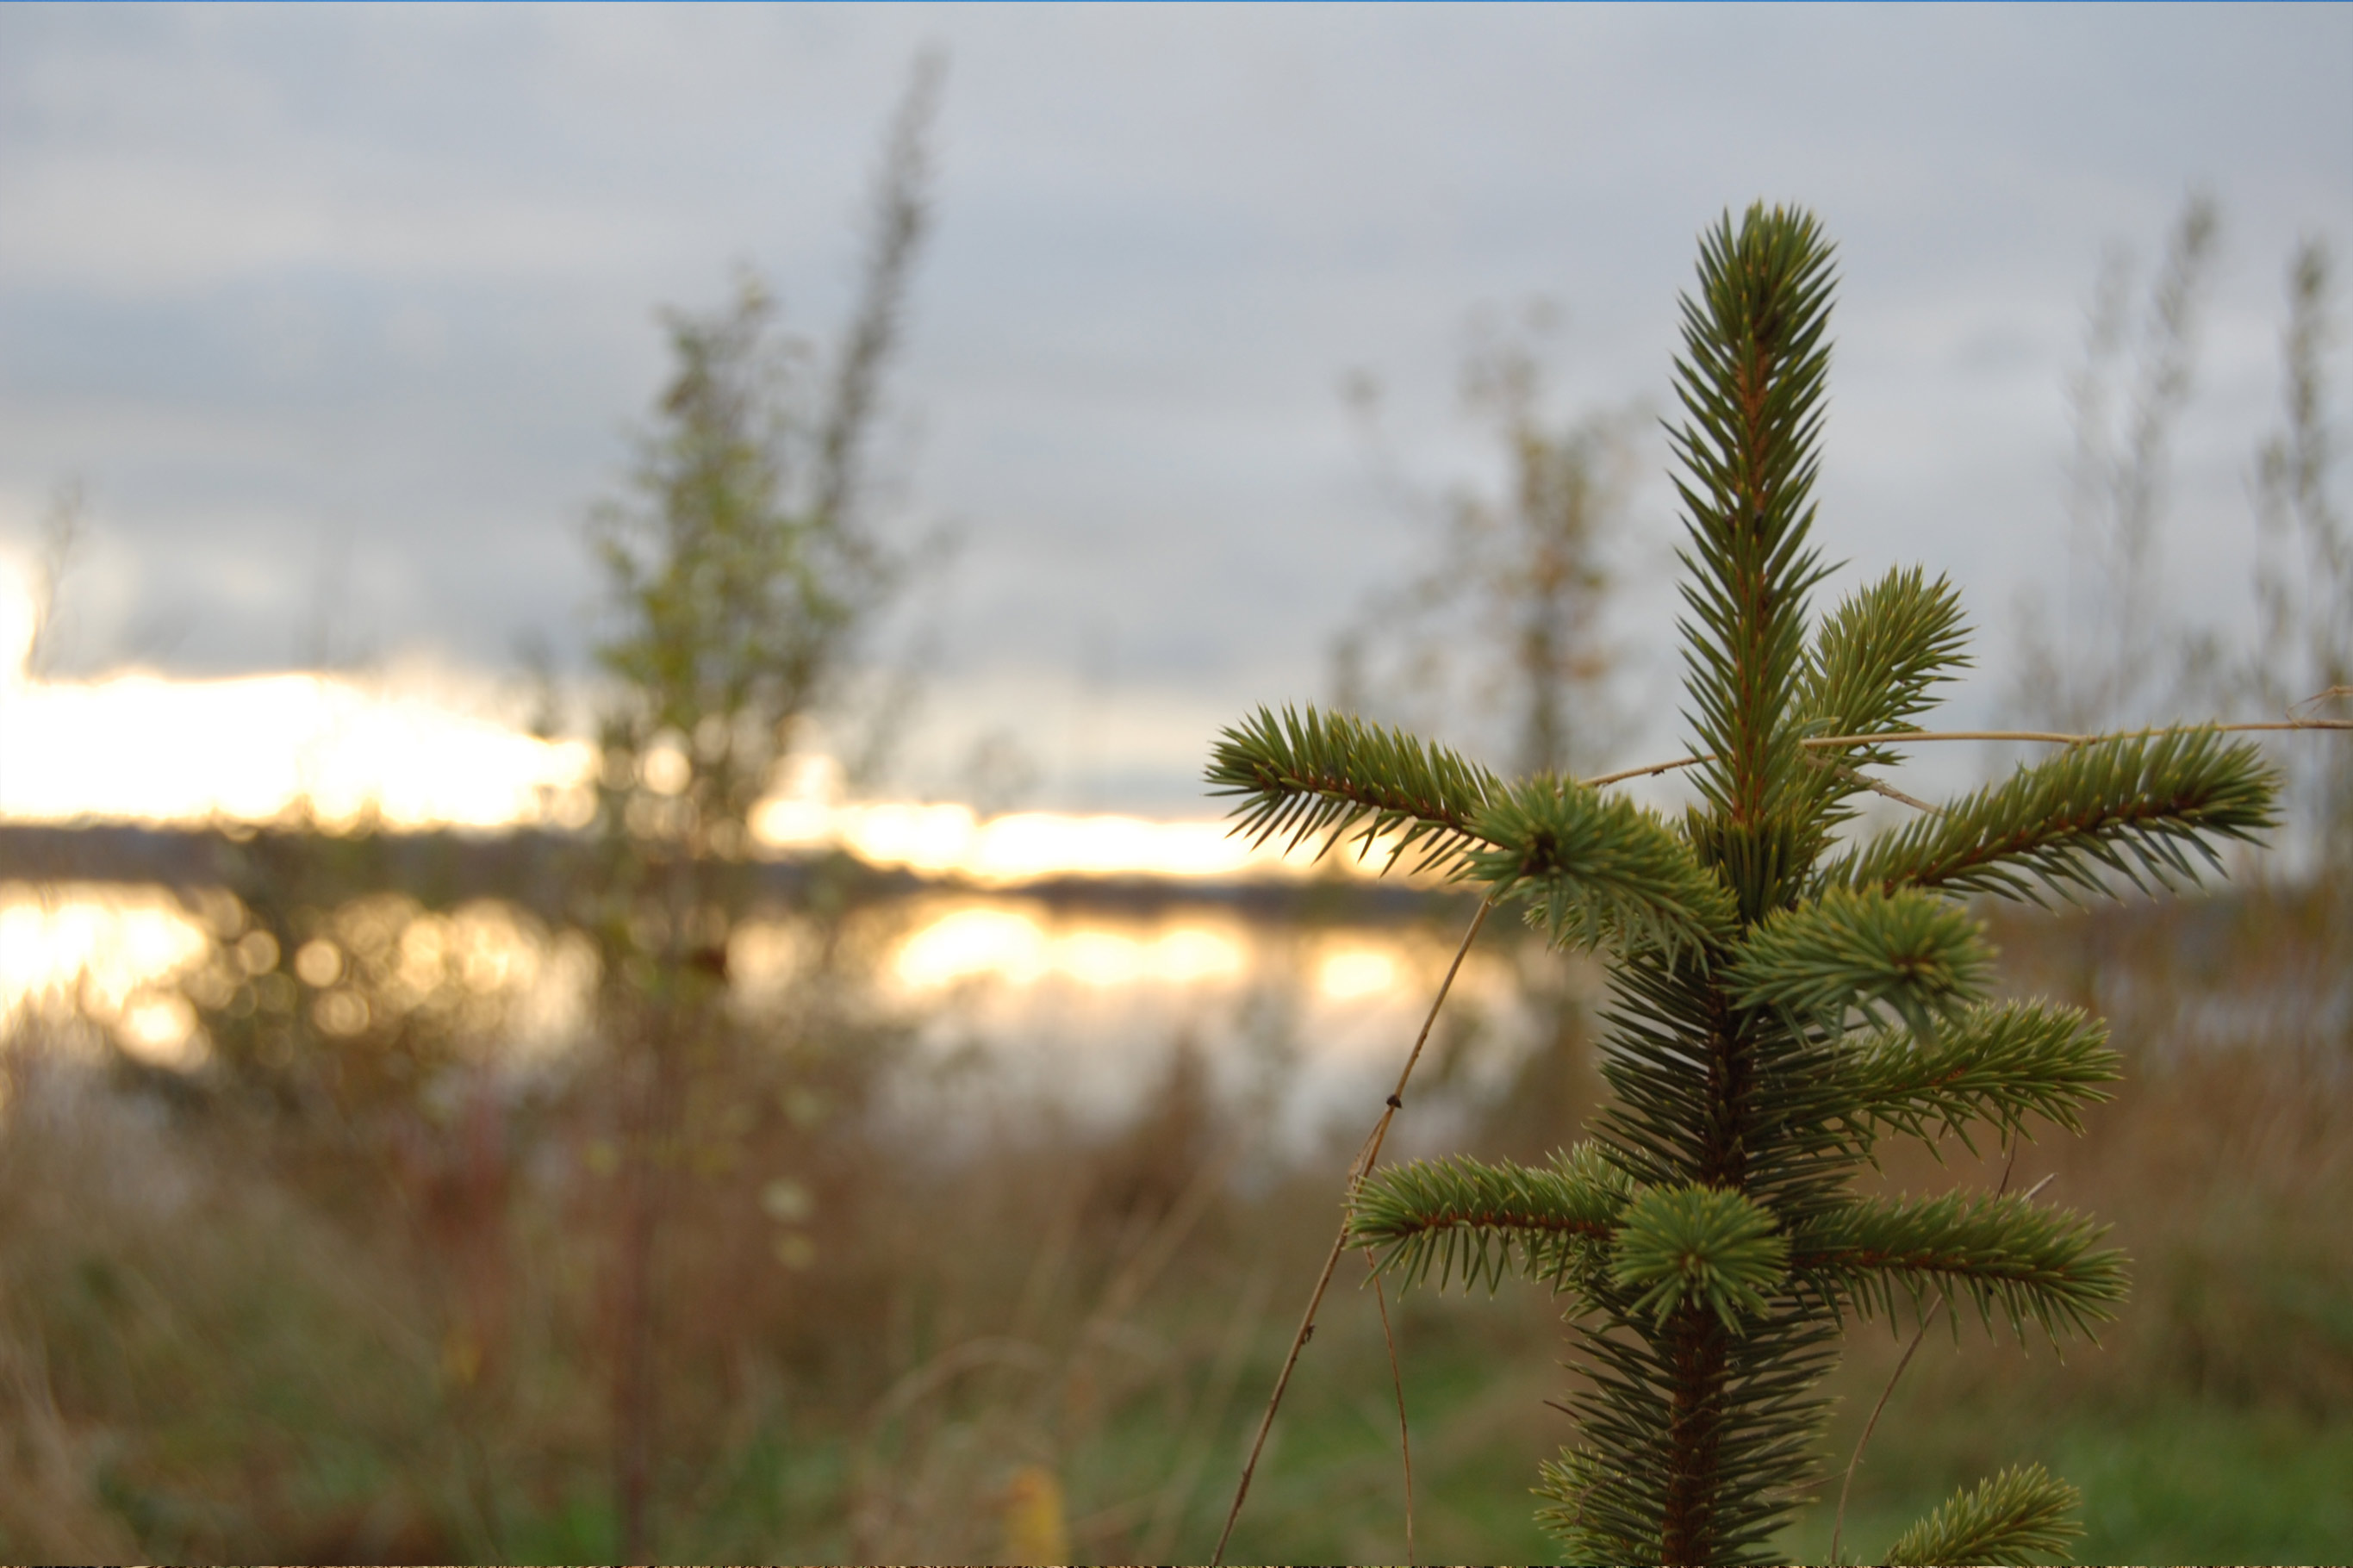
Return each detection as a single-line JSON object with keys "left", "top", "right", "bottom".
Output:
{"left": 1777, "top": 1399, "right": 2353, "bottom": 1567}
{"left": 1207, "top": 1292, "right": 1561, "bottom": 1567}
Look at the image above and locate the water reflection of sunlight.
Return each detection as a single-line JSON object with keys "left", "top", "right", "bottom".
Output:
{"left": 2, "top": 880, "right": 1511, "bottom": 1151}
{"left": 1, "top": 892, "right": 1435, "bottom": 1064}
{"left": 869, "top": 899, "right": 1523, "bottom": 1138}
{"left": 885, "top": 901, "right": 1449, "bottom": 1030}
{"left": 1317, "top": 947, "right": 1399, "bottom": 1001}
{"left": 0, "top": 881, "right": 592, "bottom": 1068}
{"left": 0, "top": 567, "right": 1445, "bottom": 1098}
{"left": 892, "top": 905, "right": 1251, "bottom": 992}
{"left": 756, "top": 800, "right": 1338, "bottom": 884}
{"left": 0, "top": 884, "right": 210, "bottom": 1066}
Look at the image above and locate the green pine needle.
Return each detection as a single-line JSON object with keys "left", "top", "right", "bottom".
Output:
{"left": 1842, "top": 1000, "right": 2121, "bottom": 1152}
{"left": 1205, "top": 703, "right": 1501, "bottom": 873}
{"left": 1349, "top": 1145, "right": 1630, "bottom": 1294}
{"left": 1884, "top": 1463, "right": 2083, "bottom": 1566}
{"left": 1727, "top": 886, "right": 1992, "bottom": 1034}
{"left": 1464, "top": 777, "right": 1738, "bottom": 958}
{"left": 1203, "top": 202, "right": 2283, "bottom": 1565}
{"left": 1535, "top": 1444, "right": 1655, "bottom": 1565}
{"left": 1670, "top": 206, "right": 1839, "bottom": 829}
{"left": 1799, "top": 565, "right": 1972, "bottom": 744}
{"left": 1833, "top": 726, "right": 2280, "bottom": 904}
{"left": 1793, "top": 1189, "right": 2127, "bottom": 1342}
{"left": 1610, "top": 1184, "right": 1790, "bottom": 1332}
{"left": 1205, "top": 705, "right": 1740, "bottom": 958}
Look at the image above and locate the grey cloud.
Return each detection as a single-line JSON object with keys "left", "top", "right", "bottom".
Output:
{"left": 2, "top": 3, "right": 2347, "bottom": 809}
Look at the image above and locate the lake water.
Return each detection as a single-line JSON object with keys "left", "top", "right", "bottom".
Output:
{"left": 0, "top": 880, "right": 1548, "bottom": 1143}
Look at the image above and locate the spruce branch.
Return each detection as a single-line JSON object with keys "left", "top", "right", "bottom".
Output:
{"left": 1792, "top": 565, "right": 1970, "bottom": 823}
{"left": 1349, "top": 1145, "right": 1630, "bottom": 1293}
{"left": 1830, "top": 726, "right": 2279, "bottom": 902}
{"left": 1727, "top": 887, "right": 1992, "bottom": 1036}
{"left": 1883, "top": 1462, "right": 2083, "bottom": 1567}
{"left": 1610, "top": 1184, "right": 1791, "bottom": 1332}
{"left": 1206, "top": 703, "right": 1501, "bottom": 872}
{"left": 1843, "top": 1001, "right": 2120, "bottom": 1152}
{"left": 1464, "top": 777, "right": 1737, "bottom": 957}
{"left": 1792, "top": 1190, "right": 2126, "bottom": 1342}
{"left": 1799, "top": 565, "right": 1971, "bottom": 752}
{"left": 1207, "top": 707, "right": 1738, "bottom": 956}
{"left": 1534, "top": 1445, "right": 1631, "bottom": 1565}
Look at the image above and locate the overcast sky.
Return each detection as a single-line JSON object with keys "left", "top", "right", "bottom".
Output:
{"left": 3, "top": 3, "right": 2348, "bottom": 812}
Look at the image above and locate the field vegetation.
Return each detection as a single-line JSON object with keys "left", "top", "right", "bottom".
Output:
{"left": 0, "top": 877, "right": 2348, "bottom": 1563}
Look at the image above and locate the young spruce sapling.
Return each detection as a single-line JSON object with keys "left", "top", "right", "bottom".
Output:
{"left": 1208, "top": 203, "right": 2280, "bottom": 1565}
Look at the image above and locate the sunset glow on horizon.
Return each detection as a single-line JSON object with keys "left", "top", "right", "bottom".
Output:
{"left": 1, "top": 571, "right": 1348, "bottom": 886}
{"left": 0, "top": 661, "right": 1336, "bottom": 884}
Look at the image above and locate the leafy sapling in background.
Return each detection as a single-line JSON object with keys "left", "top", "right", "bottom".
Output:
{"left": 1209, "top": 204, "right": 2281, "bottom": 1565}
{"left": 583, "top": 58, "right": 938, "bottom": 1560}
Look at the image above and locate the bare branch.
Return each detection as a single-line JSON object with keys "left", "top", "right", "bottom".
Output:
{"left": 1575, "top": 719, "right": 2352, "bottom": 796}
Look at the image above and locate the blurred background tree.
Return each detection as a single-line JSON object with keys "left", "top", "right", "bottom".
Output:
{"left": 2011, "top": 197, "right": 2350, "bottom": 882}
{"left": 2248, "top": 238, "right": 2351, "bottom": 870}
{"left": 2011, "top": 193, "right": 2221, "bottom": 734}
{"left": 1330, "top": 311, "right": 1643, "bottom": 1160}
{"left": 577, "top": 53, "right": 940, "bottom": 1561}
{"left": 1332, "top": 306, "right": 1640, "bottom": 782}
{"left": 122, "top": 51, "right": 944, "bottom": 1560}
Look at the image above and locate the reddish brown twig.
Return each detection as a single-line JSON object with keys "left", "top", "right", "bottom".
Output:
{"left": 1579, "top": 717, "right": 2353, "bottom": 793}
